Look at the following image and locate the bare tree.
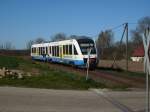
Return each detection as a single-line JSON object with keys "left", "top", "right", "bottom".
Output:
{"left": 69, "top": 35, "right": 91, "bottom": 39}
{"left": 4, "top": 41, "right": 13, "bottom": 50}
{"left": 69, "top": 35, "right": 79, "bottom": 39}
{"left": 0, "top": 43, "right": 4, "bottom": 49}
{"left": 26, "top": 40, "right": 34, "bottom": 50}
{"left": 35, "top": 37, "right": 45, "bottom": 44}
{"left": 96, "top": 30, "right": 114, "bottom": 58}
{"left": 131, "top": 16, "right": 150, "bottom": 47}
{"left": 51, "top": 33, "right": 66, "bottom": 41}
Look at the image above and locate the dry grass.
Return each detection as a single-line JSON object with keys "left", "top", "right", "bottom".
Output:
{"left": 98, "top": 60, "right": 144, "bottom": 73}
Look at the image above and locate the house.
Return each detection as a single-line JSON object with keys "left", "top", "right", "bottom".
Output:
{"left": 130, "top": 46, "right": 144, "bottom": 62}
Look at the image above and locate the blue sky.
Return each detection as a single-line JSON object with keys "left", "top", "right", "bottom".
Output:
{"left": 0, "top": 0, "right": 149, "bottom": 49}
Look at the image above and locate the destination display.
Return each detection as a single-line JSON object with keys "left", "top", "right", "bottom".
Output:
{"left": 79, "top": 43, "right": 94, "bottom": 47}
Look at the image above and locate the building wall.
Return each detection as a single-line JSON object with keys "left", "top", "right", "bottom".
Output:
{"left": 130, "top": 57, "right": 144, "bottom": 62}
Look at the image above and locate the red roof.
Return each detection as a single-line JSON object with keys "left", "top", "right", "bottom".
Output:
{"left": 132, "top": 46, "right": 144, "bottom": 57}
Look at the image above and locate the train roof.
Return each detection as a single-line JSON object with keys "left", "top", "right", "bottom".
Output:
{"left": 31, "top": 38, "right": 94, "bottom": 47}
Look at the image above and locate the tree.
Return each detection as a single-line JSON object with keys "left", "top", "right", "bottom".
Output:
{"left": 96, "top": 30, "right": 114, "bottom": 58}
{"left": 26, "top": 40, "right": 34, "bottom": 50}
{"left": 35, "top": 37, "right": 45, "bottom": 44}
{"left": 131, "top": 16, "right": 150, "bottom": 47}
{"left": 4, "top": 41, "right": 14, "bottom": 50}
{"left": 0, "top": 43, "right": 4, "bottom": 49}
{"left": 69, "top": 35, "right": 79, "bottom": 39}
{"left": 69, "top": 35, "right": 91, "bottom": 40}
{"left": 51, "top": 33, "right": 66, "bottom": 41}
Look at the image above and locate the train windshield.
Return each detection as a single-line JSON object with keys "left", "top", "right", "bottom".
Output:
{"left": 77, "top": 39, "right": 96, "bottom": 55}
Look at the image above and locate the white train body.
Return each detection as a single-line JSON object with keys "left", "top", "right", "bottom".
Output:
{"left": 31, "top": 38, "right": 98, "bottom": 68}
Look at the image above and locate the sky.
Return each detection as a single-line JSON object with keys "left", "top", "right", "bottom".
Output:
{"left": 0, "top": 0, "right": 149, "bottom": 49}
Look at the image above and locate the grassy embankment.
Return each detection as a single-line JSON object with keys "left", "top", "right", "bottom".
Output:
{"left": 0, "top": 55, "right": 145, "bottom": 90}
{"left": 0, "top": 55, "right": 105, "bottom": 90}
{"left": 97, "top": 66, "right": 145, "bottom": 79}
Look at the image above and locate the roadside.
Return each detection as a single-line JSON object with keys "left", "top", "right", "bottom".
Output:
{"left": 0, "top": 87, "right": 146, "bottom": 112}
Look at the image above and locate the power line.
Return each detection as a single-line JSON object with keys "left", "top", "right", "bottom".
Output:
{"left": 94, "top": 22, "right": 149, "bottom": 40}
{"left": 108, "top": 23, "right": 125, "bottom": 31}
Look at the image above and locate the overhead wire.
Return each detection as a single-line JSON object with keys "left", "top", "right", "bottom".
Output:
{"left": 94, "top": 22, "right": 148, "bottom": 40}
{"left": 108, "top": 23, "right": 125, "bottom": 31}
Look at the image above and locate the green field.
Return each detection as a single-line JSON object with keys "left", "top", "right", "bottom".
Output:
{"left": 0, "top": 55, "right": 145, "bottom": 90}
{"left": 0, "top": 55, "right": 106, "bottom": 90}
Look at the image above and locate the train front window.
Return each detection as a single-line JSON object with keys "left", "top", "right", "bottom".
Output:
{"left": 77, "top": 39, "right": 96, "bottom": 55}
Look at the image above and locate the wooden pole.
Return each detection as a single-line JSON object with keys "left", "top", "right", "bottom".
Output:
{"left": 125, "top": 23, "right": 128, "bottom": 71}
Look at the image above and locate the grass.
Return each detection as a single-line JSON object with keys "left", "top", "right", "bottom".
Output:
{"left": 0, "top": 71, "right": 106, "bottom": 90}
{"left": 97, "top": 66, "right": 145, "bottom": 79}
{"left": 0, "top": 55, "right": 20, "bottom": 68}
{"left": 0, "top": 55, "right": 106, "bottom": 90}
{"left": 0, "top": 55, "right": 143, "bottom": 90}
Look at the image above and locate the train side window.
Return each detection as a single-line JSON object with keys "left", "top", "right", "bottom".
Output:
{"left": 41, "top": 47, "right": 42, "bottom": 55}
{"left": 39, "top": 47, "right": 40, "bottom": 54}
{"left": 41, "top": 47, "right": 43, "bottom": 55}
{"left": 64, "top": 45, "right": 65, "bottom": 55}
{"left": 38, "top": 47, "right": 39, "bottom": 55}
{"left": 38, "top": 48, "right": 39, "bottom": 54}
{"left": 74, "top": 46, "right": 77, "bottom": 55}
{"left": 52, "top": 46, "right": 54, "bottom": 56}
{"left": 55, "top": 46, "right": 57, "bottom": 56}
{"left": 34, "top": 48, "right": 36, "bottom": 53}
{"left": 49, "top": 46, "right": 51, "bottom": 54}
{"left": 39, "top": 47, "right": 41, "bottom": 55}
{"left": 36, "top": 47, "right": 38, "bottom": 54}
{"left": 54, "top": 46, "right": 56, "bottom": 56}
{"left": 56, "top": 46, "right": 58, "bottom": 56}
{"left": 69, "top": 45, "right": 72, "bottom": 55}
{"left": 40, "top": 47, "right": 42, "bottom": 55}
{"left": 66, "top": 45, "right": 68, "bottom": 55}
{"left": 42, "top": 47, "right": 45, "bottom": 54}
{"left": 31, "top": 48, "right": 33, "bottom": 53}
{"left": 33, "top": 48, "right": 35, "bottom": 53}
{"left": 63, "top": 45, "right": 65, "bottom": 54}
{"left": 53, "top": 46, "right": 55, "bottom": 56}
{"left": 46, "top": 47, "right": 48, "bottom": 54}
{"left": 57, "top": 46, "right": 59, "bottom": 57}
{"left": 55, "top": 46, "right": 58, "bottom": 56}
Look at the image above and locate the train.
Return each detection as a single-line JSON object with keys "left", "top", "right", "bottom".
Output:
{"left": 31, "top": 38, "right": 98, "bottom": 69}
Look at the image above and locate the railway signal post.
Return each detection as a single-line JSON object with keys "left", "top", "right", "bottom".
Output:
{"left": 86, "top": 48, "right": 92, "bottom": 81}
{"left": 142, "top": 27, "right": 150, "bottom": 112}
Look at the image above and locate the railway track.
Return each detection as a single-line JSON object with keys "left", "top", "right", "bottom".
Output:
{"left": 21, "top": 56, "right": 145, "bottom": 88}
{"left": 37, "top": 61, "right": 145, "bottom": 88}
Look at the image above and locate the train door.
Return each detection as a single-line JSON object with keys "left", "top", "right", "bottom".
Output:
{"left": 59, "top": 45, "right": 63, "bottom": 59}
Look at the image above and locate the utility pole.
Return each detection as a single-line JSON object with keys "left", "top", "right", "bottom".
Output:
{"left": 125, "top": 23, "right": 128, "bottom": 71}
{"left": 142, "top": 27, "right": 150, "bottom": 112}
{"left": 86, "top": 48, "right": 92, "bottom": 81}
{"left": 120, "top": 23, "right": 128, "bottom": 71}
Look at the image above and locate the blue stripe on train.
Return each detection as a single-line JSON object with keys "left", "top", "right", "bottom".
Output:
{"left": 32, "top": 56, "right": 46, "bottom": 61}
{"left": 32, "top": 56, "right": 85, "bottom": 66}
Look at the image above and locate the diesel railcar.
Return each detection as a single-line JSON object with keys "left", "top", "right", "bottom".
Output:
{"left": 31, "top": 38, "right": 98, "bottom": 68}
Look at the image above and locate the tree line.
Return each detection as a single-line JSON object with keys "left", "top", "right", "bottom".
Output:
{"left": 26, "top": 33, "right": 91, "bottom": 49}
{"left": 0, "top": 42, "right": 15, "bottom": 50}
{"left": 27, "top": 16, "right": 149, "bottom": 60}
{"left": 1, "top": 16, "right": 149, "bottom": 60}
{"left": 96, "top": 16, "right": 150, "bottom": 60}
